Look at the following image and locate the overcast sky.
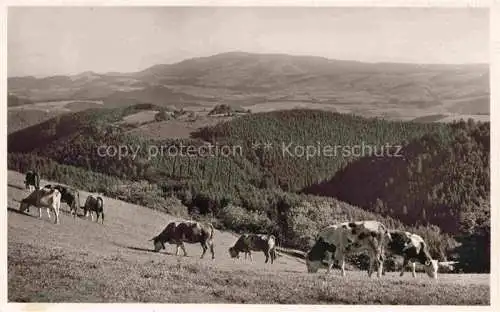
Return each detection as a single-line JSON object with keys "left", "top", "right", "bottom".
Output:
{"left": 8, "top": 7, "right": 489, "bottom": 77}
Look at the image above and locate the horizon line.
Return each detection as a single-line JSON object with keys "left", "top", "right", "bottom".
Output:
{"left": 7, "top": 50, "right": 490, "bottom": 79}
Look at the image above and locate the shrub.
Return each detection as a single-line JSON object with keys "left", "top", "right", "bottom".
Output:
{"left": 219, "top": 204, "right": 273, "bottom": 234}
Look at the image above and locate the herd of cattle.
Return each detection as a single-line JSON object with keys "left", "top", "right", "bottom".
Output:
{"left": 18, "top": 170, "right": 457, "bottom": 279}
{"left": 22, "top": 171, "right": 104, "bottom": 223}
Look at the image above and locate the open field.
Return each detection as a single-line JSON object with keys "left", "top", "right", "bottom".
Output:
{"left": 8, "top": 100, "right": 105, "bottom": 134}
{"left": 7, "top": 170, "right": 489, "bottom": 304}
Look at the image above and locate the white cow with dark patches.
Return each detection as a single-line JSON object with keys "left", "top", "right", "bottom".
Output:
{"left": 305, "top": 220, "right": 391, "bottom": 277}
{"left": 382, "top": 230, "right": 439, "bottom": 279}
{"left": 19, "top": 188, "right": 62, "bottom": 224}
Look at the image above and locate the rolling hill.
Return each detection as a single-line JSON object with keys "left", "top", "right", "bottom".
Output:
{"left": 8, "top": 52, "right": 489, "bottom": 119}
{"left": 6, "top": 52, "right": 491, "bottom": 274}
{"left": 8, "top": 106, "right": 486, "bottom": 268}
{"left": 7, "top": 170, "right": 489, "bottom": 304}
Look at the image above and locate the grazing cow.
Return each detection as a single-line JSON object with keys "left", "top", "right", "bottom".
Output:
{"left": 43, "top": 184, "right": 80, "bottom": 218}
{"left": 382, "top": 230, "right": 439, "bottom": 279}
{"left": 83, "top": 195, "right": 104, "bottom": 224}
{"left": 19, "top": 188, "right": 62, "bottom": 224}
{"left": 229, "top": 234, "right": 277, "bottom": 264}
{"left": 24, "top": 171, "right": 40, "bottom": 191}
{"left": 150, "top": 221, "right": 215, "bottom": 259}
{"left": 305, "top": 220, "right": 391, "bottom": 277}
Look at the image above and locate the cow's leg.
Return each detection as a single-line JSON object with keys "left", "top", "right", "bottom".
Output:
{"left": 400, "top": 258, "right": 409, "bottom": 277}
{"left": 248, "top": 251, "right": 253, "bottom": 262}
{"left": 200, "top": 242, "right": 207, "bottom": 259}
{"left": 101, "top": 212, "right": 104, "bottom": 224}
{"left": 264, "top": 250, "right": 270, "bottom": 263}
{"left": 175, "top": 244, "right": 181, "bottom": 256}
{"left": 321, "top": 250, "right": 337, "bottom": 274}
{"left": 209, "top": 241, "right": 215, "bottom": 260}
{"left": 368, "top": 256, "right": 375, "bottom": 278}
{"left": 340, "top": 258, "right": 346, "bottom": 277}
{"left": 181, "top": 243, "right": 188, "bottom": 257}
{"left": 56, "top": 202, "right": 60, "bottom": 224}
{"left": 326, "top": 251, "right": 335, "bottom": 275}
{"left": 38, "top": 207, "right": 43, "bottom": 219}
{"left": 377, "top": 255, "right": 384, "bottom": 278}
{"left": 53, "top": 207, "right": 59, "bottom": 224}
{"left": 326, "top": 259, "right": 334, "bottom": 275}
{"left": 411, "top": 262, "right": 416, "bottom": 278}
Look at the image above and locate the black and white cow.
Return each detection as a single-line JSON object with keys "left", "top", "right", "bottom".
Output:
{"left": 382, "top": 230, "right": 438, "bottom": 279}
{"left": 43, "top": 184, "right": 80, "bottom": 218}
{"left": 19, "top": 187, "right": 62, "bottom": 224}
{"left": 305, "top": 220, "right": 391, "bottom": 278}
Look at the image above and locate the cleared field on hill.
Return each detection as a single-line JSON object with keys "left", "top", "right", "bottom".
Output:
{"left": 8, "top": 100, "right": 105, "bottom": 134}
{"left": 7, "top": 171, "right": 489, "bottom": 304}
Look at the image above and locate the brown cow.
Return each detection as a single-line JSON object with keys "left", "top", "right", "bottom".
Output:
{"left": 150, "top": 221, "right": 215, "bottom": 259}
{"left": 229, "top": 234, "right": 277, "bottom": 264}
{"left": 82, "top": 195, "right": 104, "bottom": 224}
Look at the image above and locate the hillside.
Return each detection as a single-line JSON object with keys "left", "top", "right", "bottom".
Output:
{"left": 303, "top": 120, "right": 490, "bottom": 234}
{"left": 8, "top": 106, "right": 486, "bottom": 268}
{"left": 7, "top": 171, "right": 489, "bottom": 304}
{"left": 7, "top": 94, "right": 33, "bottom": 107}
{"left": 8, "top": 52, "right": 489, "bottom": 120}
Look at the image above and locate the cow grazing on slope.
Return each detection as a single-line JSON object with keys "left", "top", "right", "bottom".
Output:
{"left": 382, "top": 230, "right": 438, "bottom": 279}
{"left": 150, "top": 221, "right": 215, "bottom": 259}
{"left": 83, "top": 195, "right": 104, "bottom": 224}
{"left": 43, "top": 184, "right": 80, "bottom": 218}
{"left": 305, "top": 220, "right": 391, "bottom": 278}
{"left": 24, "top": 171, "right": 40, "bottom": 191}
{"left": 229, "top": 234, "right": 277, "bottom": 264}
{"left": 19, "top": 188, "right": 62, "bottom": 224}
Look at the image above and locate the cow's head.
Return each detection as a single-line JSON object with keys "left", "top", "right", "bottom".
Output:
{"left": 151, "top": 236, "right": 165, "bottom": 252}
{"left": 424, "top": 259, "right": 439, "bottom": 279}
{"left": 305, "top": 257, "right": 321, "bottom": 273}
{"left": 19, "top": 199, "right": 29, "bottom": 212}
{"left": 228, "top": 247, "right": 239, "bottom": 258}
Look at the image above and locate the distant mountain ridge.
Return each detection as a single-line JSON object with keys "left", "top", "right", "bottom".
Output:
{"left": 8, "top": 52, "right": 489, "bottom": 115}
